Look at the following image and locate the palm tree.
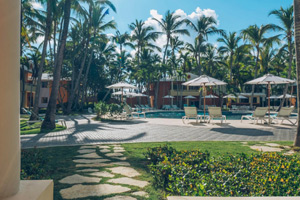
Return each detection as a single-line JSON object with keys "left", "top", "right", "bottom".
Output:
{"left": 217, "top": 32, "right": 241, "bottom": 82}
{"left": 241, "top": 24, "right": 280, "bottom": 108}
{"left": 152, "top": 10, "right": 189, "bottom": 108}
{"left": 293, "top": 0, "right": 300, "bottom": 147}
{"left": 41, "top": 0, "right": 72, "bottom": 130}
{"left": 30, "top": 0, "right": 54, "bottom": 121}
{"left": 269, "top": 6, "right": 294, "bottom": 109}
{"left": 129, "top": 20, "right": 159, "bottom": 66}
{"left": 186, "top": 15, "right": 224, "bottom": 75}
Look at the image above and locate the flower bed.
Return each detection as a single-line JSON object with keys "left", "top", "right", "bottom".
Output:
{"left": 145, "top": 145, "right": 300, "bottom": 196}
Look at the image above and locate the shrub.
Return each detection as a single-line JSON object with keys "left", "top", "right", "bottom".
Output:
{"left": 108, "top": 103, "right": 123, "bottom": 116}
{"left": 146, "top": 145, "right": 300, "bottom": 196}
{"left": 94, "top": 101, "right": 108, "bottom": 118}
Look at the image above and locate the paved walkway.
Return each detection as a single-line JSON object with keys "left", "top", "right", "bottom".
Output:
{"left": 21, "top": 115, "right": 297, "bottom": 149}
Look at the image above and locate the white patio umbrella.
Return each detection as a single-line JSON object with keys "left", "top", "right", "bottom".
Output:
{"left": 277, "top": 94, "right": 296, "bottom": 99}
{"left": 238, "top": 95, "right": 247, "bottom": 99}
{"left": 184, "top": 95, "right": 196, "bottom": 106}
{"left": 245, "top": 74, "right": 295, "bottom": 124}
{"left": 202, "top": 95, "right": 218, "bottom": 98}
{"left": 182, "top": 75, "right": 227, "bottom": 117}
{"left": 267, "top": 95, "right": 279, "bottom": 99}
{"left": 112, "top": 91, "right": 124, "bottom": 96}
{"left": 163, "top": 95, "right": 174, "bottom": 106}
{"left": 223, "top": 94, "right": 236, "bottom": 99}
{"left": 107, "top": 81, "right": 137, "bottom": 102}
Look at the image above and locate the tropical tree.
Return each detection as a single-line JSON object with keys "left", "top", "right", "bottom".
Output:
{"left": 217, "top": 32, "right": 241, "bottom": 82}
{"left": 241, "top": 24, "right": 280, "bottom": 108}
{"left": 269, "top": 6, "right": 294, "bottom": 108}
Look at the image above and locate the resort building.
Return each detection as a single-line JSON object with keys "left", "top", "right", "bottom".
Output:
{"left": 21, "top": 72, "right": 70, "bottom": 109}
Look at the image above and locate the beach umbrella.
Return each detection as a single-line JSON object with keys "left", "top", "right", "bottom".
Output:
{"left": 202, "top": 95, "right": 218, "bottom": 98}
{"left": 238, "top": 95, "right": 247, "bottom": 99}
{"left": 277, "top": 94, "right": 296, "bottom": 99}
{"left": 107, "top": 81, "right": 137, "bottom": 102}
{"left": 112, "top": 91, "right": 124, "bottom": 96}
{"left": 184, "top": 95, "right": 196, "bottom": 106}
{"left": 163, "top": 95, "right": 174, "bottom": 105}
{"left": 223, "top": 94, "right": 236, "bottom": 99}
{"left": 182, "top": 75, "right": 227, "bottom": 117}
{"left": 267, "top": 95, "right": 279, "bottom": 99}
{"left": 245, "top": 74, "right": 295, "bottom": 124}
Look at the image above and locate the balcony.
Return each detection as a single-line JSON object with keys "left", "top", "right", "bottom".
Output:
{"left": 170, "top": 89, "right": 200, "bottom": 96}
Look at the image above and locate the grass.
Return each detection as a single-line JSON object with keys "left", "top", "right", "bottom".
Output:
{"left": 20, "top": 119, "right": 66, "bottom": 135}
{"left": 21, "top": 141, "right": 295, "bottom": 199}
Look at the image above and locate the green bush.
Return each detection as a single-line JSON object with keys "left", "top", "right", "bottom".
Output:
{"left": 108, "top": 103, "right": 123, "bottom": 116}
{"left": 94, "top": 101, "right": 108, "bottom": 118}
{"left": 145, "top": 145, "right": 300, "bottom": 196}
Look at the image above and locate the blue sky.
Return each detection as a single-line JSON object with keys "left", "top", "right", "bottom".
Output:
{"left": 110, "top": 0, "right": 292, "bottom": 33}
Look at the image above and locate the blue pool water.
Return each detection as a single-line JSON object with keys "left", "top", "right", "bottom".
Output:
{"left": 145, "top": 111, "right": 252, "bottom": 120}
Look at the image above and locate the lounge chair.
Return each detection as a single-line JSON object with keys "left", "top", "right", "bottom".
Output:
{"left": 23, "top": 108, "right": 67, "bottom": 127}
{"left": 241, "top": 107, "right": 268, "bottom": 124}
{"left": 134, "top": 104, "right": 144, "bottom": 111}
{"left": 231, "top": 105, "right": 238, "bottom": 110}
{"left": 207, "top": 107, "right": 226, "bottom": 124}
{"left": 140, "top": 105, "right": 149, "bottom": 111}
{"left": 162, "top": 105, "right": 171, "bottom": 110}
{"left": 171, "top": 105, "right": 180, "bottom": 110}
{"left": 271, "top": 107, "right": 297, "bottom": 125}
{"left": 123, "top": 105, "right": 145, "bottom": 119}
{"left": 144, "top": 105, "right": 153, "bottom": 110}
{"left": 182, "top": 107, "right": 202, "bottom": 124}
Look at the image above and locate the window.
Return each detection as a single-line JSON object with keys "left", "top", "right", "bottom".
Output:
{"left": 41, "top": 97, "right": 48, "bottom": 104}
{"left": 42, "top": 82, "right": 48, "bottom": 88}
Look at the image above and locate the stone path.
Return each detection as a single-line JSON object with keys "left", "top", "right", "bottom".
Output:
{"left": 242, "top": 142, "right": 295, "bottom": 155}
{"left": 21, "top": 115, "right": 297, "bottom": 149}
{"left": 59, "top": 144, "right": 150, "bottom": 199}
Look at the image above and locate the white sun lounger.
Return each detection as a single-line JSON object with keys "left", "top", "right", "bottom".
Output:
{"left": 241, "top": 107, "right": 268, "bottom": 124}
{"left": 123, "top": 105, "right": 145, "bottom": 119}
{"left": 182, "top": 107, "right": 202, "bottom": 123}
{"left": 207, "top": 107, "right": 226, "bottom": 124}
{"left": 271, "top": 107, "right": 297, "bottom": 125}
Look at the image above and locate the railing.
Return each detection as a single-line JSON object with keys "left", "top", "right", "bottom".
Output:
{"left": 170, "top": 89, "right": 200, "bottom": 96}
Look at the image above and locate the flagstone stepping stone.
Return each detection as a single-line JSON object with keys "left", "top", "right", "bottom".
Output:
{"left": 131, "top": 191, "right": 149, "bottom": 198}
{"left": 80, "top": 145, "right": 97, "bottom": 149}
{"left": 265, "top": 143, "right": 281, "bottom": 147}
{"left": 76, "top": 163, "right": 112, "bottom": 168}
{"left": 100, "top": 149, "right": 111, "bottom": 153}
{"left": 103, "top": 196, "right": 137, "bottom": 200}
{"left": 75, "top": 152, "right": 102, "bottom": 159}
{"left": 88, "top": 171, "right": 115, "bottom": 178}
{"left": 240, "top": 142, "right": 248, "bottom": 145}
{"left": 284, "top": 150, "right": 295, "bottom": 155}
{"left": 113, "top": 147, "right": 124, "bottom": 150}
{"left": 78, "top": 149, "right": 95, "bottom": 154}
{"left": 98, "top": 145, "right": 111, "bottom": 149}
{"left": 112, "top": 144, "right": 121, "bottom": 147}
{"left": 73, "top": 159, "right": 111, "bottom": 164}
{"left": 76, "top": 162, "right": 130, "bottom": 168}
{"left": 76, "top": 169, "right": 99, "bottom": 173}
{"left": 59, "top": 174, "right": 101, "bottom": 184}
{"left": 109, "top": 167, "right": 140, "bottom": 177}
{"left": 114, "top": 150, "right": 125, "bottom": 153}
{"left": 60, "top": 184, "right": 131, "bottom": 199}
{"left": 114, "top": 157, "right": 127, "bottom": 161}
{"left": 105, "top": 153, "right": 124, "bottom": 157}
{"left": 250, "top": 145, "right": 282, "bottom": 152}
{"left": 108, "top": 177, "right": 149, "bottom": 188}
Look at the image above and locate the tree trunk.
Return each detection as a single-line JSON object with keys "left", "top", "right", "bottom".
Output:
{"left": 41, "top": 0, "right": 71, "bottom": 131}
{"left": 66, "top": 28, "right": 91, "bottom": 114}
{"left": 250, "top": 48, "right": 260, "bottom": 109}
{"left": 293, "top": 0, "right": 300, "bottom": 146}
{"left": 30, "top": 0, "right": 53, "bottom": 120}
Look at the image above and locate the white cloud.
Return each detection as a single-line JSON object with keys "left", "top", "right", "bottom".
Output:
{"left": 140, "top": 7, "right": 219, "bottom": 57}
{"left": 30, "top": 1, "right": 43, "bottom": 10}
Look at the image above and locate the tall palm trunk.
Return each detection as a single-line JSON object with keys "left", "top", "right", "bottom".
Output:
{"left": 278, "top": 36, "right": 293, "bottom": 110}
{"left": 229, "top": 52, "right": 233, "bottom": 82}
{"left": 41, "top": 0, "right": 71, "bottom": 130}
{"left": 250, "top": 47, "right": 260, "bottom": 109}
{"left": 293, "top": 0, "right": 300, "bottom": 146}
{"left": 30, "top": 0, "right": 53, "bottom": 120}
{"left": 66, "top": 28, "right": 91, "bottom": 114}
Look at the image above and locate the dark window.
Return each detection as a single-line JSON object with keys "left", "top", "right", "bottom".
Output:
{"left": 42, "top": 82, "right": 48, "bottom": 88}
{"left": 41, "top": 97, "right": 48, "bottom": 104}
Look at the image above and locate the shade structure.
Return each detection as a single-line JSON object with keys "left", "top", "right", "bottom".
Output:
{"left": 267, "top": 95, "right": 279, "bottom": 99}
{"left": 184, "top": 95, "right": 196, "bottom": 99}
{"left": 134, "top": 93, "right": 148, "bottom": 97}
{"left": 107, "top": 81, "right": 137, "bottom": 102}
{"left": 245, "top": 74, "right": 295, "bottom": 124}
{"left": 112, "top": 91, "right": 124, "bottom": 96}
{"left": 238, "top": 95, "right": 247, "bottom": 99}
{"left": 163, "top": 95, "right": 175, "bottom": 99}
{"left": 182, "top": 75, "right": 227, "bottom": 117}
{"left": 223, "top": 94, "right": 236, "bottom": 99}
{"left": 277, "top": 94, "right": 296, "bottom": 99}
{"left": 202, "top": 95, "right": 218, "bottom": 99}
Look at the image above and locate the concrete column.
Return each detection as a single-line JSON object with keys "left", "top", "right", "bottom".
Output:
{"left": 0, "top": 0, "right": 20, "bottom": 198}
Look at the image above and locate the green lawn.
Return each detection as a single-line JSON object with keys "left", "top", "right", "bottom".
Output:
{"left": 21, "top": 141, "right": 295, "bottom": 199}
{"left": 20, "top": 119, "right": 66, "bottom": 135}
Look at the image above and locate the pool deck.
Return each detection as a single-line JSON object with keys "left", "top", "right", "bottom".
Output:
{"left": 21, "top": 115, "right": 297, "bottom": 149}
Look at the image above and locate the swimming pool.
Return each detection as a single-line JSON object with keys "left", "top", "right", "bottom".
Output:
{"left": 145, "top": 111, "right": 252, "bottom": 120}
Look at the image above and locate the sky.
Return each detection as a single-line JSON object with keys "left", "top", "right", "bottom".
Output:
{"left": 31, "top": 0, "right": 293, "bottom": 55}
